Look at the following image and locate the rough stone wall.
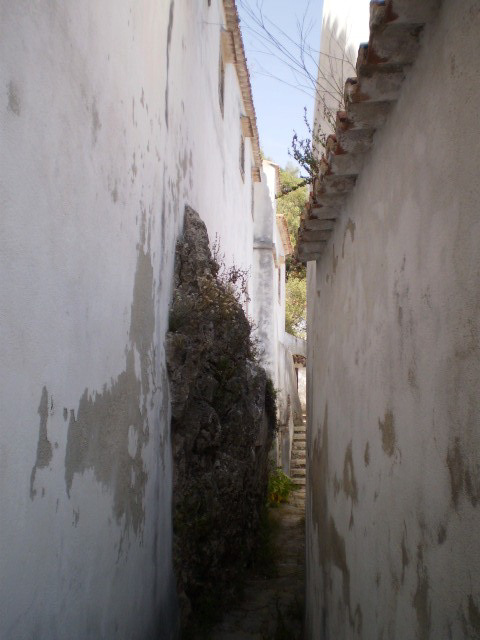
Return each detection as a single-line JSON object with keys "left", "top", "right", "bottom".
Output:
{"left": 167, "top": 207, "right": 274, "bottom": 634}
{"left": 306, "top": 1, "right": 480, "bottom": 638}
{"left": 0, "top": 1, "right": 259, "bottom": 638}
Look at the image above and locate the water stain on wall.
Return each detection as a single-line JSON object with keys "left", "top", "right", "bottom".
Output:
{"left": 446, "top": 436, "right": 480, "bottom": 508}
{"left": 311, "top": 405, "right": 330, "bottom": 628}
{"left": 408, "top": 358, "right": 419, "bottom": 390}
{"left": 7, "top": 80, "right": 21, "bottom": 116}
{"left": 378, "top": 410, "right": 396, "bottom": 457}
{"left": 468, "top": 596, "right": 480, "bottom": 634}
{"left": 343, "top": 442, "right": 358, "bottom": 504}
{"left": 364, "top": 441, "right": 370, "bottom": 466}
{"left": 401, "top": 530, "right": 409, "bottom": 584}
{"left": 353, "top": 604, "right": 363, "bottom": 637}
{"left": 131, "top": 152, "right": 138, "bottom": 183}
{"left": 332, "top": 245, "right": 339, "bottom": 275}
{"left": 311, "top": 405, "right": 329, "bottom": 550}
{"left": 412, "top": 546, "right": 431, "bottom": 640}
{"left": 30, "top": 386, "right": 53, "bottom": 499}
{"left": 111, "top": 180, "right": 118, "bottom": 204}
{"left": 91, "top": 98, "right": 101, "bottom": 145}
{"left": 64, "top": 238, "right": 155, "bottom": 537}
{"left": 342, "top": 218, "right": 356, "bottom": 258}
{"left": 329, "top": 515, "right": 351, "bottom": 613}
{"left": 460, "top": 594, "right": 480, "bottom": 637}
{"left": 311, "top": 405, "right": 355, "bottom": 632}
{"left": 437, "top": 524, "right": 447, "bottom": 545}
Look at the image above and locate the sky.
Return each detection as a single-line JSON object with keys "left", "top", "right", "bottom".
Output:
{"left": 237, "top": 0, "right": 324, "bottom": 171}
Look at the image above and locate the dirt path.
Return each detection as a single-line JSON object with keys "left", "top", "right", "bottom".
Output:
{"left": 210, "top": 484, "right": 305, "bottom": 640}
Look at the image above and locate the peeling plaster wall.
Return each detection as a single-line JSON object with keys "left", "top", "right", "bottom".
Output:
{"left": 0, "top": 1, "right": 259, "bottom": 638}
{"left": 306, "top": 1, "right": 480, "bottom": 638}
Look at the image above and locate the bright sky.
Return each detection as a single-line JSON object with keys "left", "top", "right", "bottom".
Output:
{"left": 237, "top": 0, "right": 324, "bottom": 171}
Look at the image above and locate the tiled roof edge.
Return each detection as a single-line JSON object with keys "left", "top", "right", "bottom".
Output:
{"left": 297, "top": 0, "right": 442, "bottom": 262}
{"left": 223, "top": 0, "right": 263, "bottom": 182}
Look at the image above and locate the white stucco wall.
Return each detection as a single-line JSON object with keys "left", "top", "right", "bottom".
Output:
{"left": 314, "top": 0, "right": 369, "bottom": 137}
{"left": 252, "top": 164, "right": 277, "bottom": 379}
{"left": 252, "top": 160, "right": 303, "bottom": 474}
{"left": 0, "top": 1, "right": 261, "bottom": 638}
{"left": 306, "top": 1, "right": 480, "bottom": 638}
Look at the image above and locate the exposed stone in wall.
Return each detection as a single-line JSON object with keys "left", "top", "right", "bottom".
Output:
{"left": 166, "top": 206, "right": 275, "bottom": 634}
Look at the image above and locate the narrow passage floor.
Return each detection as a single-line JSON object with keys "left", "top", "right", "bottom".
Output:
{"left": 211, "top": 422, "right": 306, "bottom": 640}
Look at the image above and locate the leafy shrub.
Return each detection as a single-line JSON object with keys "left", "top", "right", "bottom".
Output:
{"left": 285, "top": 275, "right": 307, "bottom": 339}
{"left": 268, "top": 468, "right": 296, "bottom": 505}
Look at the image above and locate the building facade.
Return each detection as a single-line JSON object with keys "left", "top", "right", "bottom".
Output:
{"left": 0, "top": 1, "right": 277, "bottom": 638}
{"left": 253, "top": 159, "right": 305, "bottom": 475}
{"left": 302, "top": 0, "right": 480, "bottom": 638}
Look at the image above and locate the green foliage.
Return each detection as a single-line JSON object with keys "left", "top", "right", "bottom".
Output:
{"left": 289, "top": 106, "right": 332, "bottom": 184}
{"left": 268, "top": 468, "right": 296, "bottom": 505}
{"left": 277, "top": 165, "right": 308, "bottom": 249}
{"left": 276, "top": 165, "right": 308, "bottom": 340}
{"left": 285, "top": 275, "right": 307, "bottom": 339}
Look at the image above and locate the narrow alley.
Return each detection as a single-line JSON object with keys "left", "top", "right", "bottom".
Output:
{"left": 211, "top": 419, "right": 307, "bottom": 640}
{"left": 1, "top": 0, "right": 480, "bottom": 639}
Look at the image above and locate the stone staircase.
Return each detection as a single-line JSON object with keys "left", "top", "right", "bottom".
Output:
{"left": 290, "top": 418, "right": 306, "bottom": 506}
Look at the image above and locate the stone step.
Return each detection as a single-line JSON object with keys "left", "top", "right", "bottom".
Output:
{"left": 291, "top": 451, "right": 306, "bottom": 461}
{"left": 293, "top": 435, "right": 306, "bottom": 442}
{"left": 292, "top": 468, "right": 306, "bottom": 478}
{"left": 291, "top": 460, "right": 306, "bottom": 466}
{"left": 292, "top": 478, "right": 306, "bottom": 487}
{"left": 291, "top": 447, "right": 306, "bottom": 454}
{"left": 291, "top": 463, "right": 306, "bottom": 472}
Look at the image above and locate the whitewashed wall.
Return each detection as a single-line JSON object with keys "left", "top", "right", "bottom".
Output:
{"left": 306, "top": 1, "right": 480, "bottom": 638}
{"left": 252, "top": 164, "right": 276, "bottom": 378}
{"left": 314, "top": 0, "right": 369, "bottom": 138}
{"left": 0, "top": 1, "right": 260, "bottom": 638}
{"left": 253, "top": 161, "right": 304, "bottom": 473}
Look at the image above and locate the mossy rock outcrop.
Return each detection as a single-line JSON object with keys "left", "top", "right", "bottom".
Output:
{"left": 166, "top": 207, "right": 275, "bottom": 636}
